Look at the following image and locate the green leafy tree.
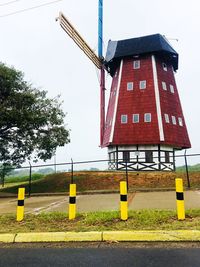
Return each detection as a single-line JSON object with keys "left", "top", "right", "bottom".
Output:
{"left": 0, "top": 62, "right": 70, "bottom": 166}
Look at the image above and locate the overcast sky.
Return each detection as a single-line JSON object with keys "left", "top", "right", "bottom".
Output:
{"left": 0, "top": 0, "right": 200, "bottom": 169}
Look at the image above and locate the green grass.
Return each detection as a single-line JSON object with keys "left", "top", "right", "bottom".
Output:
{"left": 1, "top": 209, "right": 200, "bottom": 233}
{"left": 5, "top": 174, "right": 44, "bottom": 183}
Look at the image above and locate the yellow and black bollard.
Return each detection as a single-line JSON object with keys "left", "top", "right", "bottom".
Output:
{"left": 120, "top": 181, "right": 128, "bottom": 220}
{"left": 16, "top": 187, "right": 25, "bottom": 222}
{"left": 69, "top": 184, "right": 76, "bottom": 220}
{"left": 175, "top": 178, "right": 185, "bottom": 220}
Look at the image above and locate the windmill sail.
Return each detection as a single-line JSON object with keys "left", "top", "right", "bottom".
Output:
{"left": 57, "top": 12, "right": 102, "bottom": 69}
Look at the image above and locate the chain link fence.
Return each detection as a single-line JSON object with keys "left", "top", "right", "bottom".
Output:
{"left": 0, "top": 152, "right": 200, "bottom": 197}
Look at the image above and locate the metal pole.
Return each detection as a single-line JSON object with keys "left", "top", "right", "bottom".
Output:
{"left": 120, "top": 181, "right": 128, "bottom": 220}
{"left": 16, "top": 187, "right": 25, "bottom": 222}
{"left": 98, "top": 0, "right": 103, "bottom": 58}
{"left": 125, "top": 161, "right": 129, "bottom": 192}
{"left": 28, "top": 161, "right": 32, "bottom": 197}
{"left": 54, "top": 153, "right": 57, "bottom": 173}
{"left": 184, "top": 150, "right": 190, "bottom": 189}
{"left": 98, "top": 0, "right": 105, "bottom": 146}
{"left": 1, "top": 168, "right": 5, "bottom": 188}
{"left": 71, "top": 158, "right": 74, "bottom": 184}
{"left": 175, "top": 178, "right": 185, "bottom": 220}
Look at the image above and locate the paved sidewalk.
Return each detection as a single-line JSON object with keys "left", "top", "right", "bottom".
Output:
{"left": 0, "top": 190, "right": 199, "bottom": 215}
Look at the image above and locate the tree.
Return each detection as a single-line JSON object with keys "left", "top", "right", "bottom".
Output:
{"left": 0, "top": 62, "right": 70, "bottom": 166}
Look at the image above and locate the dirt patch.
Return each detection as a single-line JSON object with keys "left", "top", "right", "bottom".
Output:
{"left": 1, "top": 171, "right": 200, "bottom": 194}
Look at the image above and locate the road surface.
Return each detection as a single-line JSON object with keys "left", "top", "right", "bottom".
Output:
{"left": 0, "top": 247, "right": 200, "bottom": 267}
{"left": 0, "top": 190, "right": 200, "bottom": 214}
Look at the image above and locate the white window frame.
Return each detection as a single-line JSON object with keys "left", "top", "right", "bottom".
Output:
{"left": 172, "top": 115, "right": 176, "bottom": 125}
{"left": 121, "top": 115, "right": 128, "bottom": 124}
{"left": 133, "top": 60, "right": 140, "bottom": 69}
{"left": 133, "top": 114, "right": 139, "bottom": 123}
{"left": 162, "top": 81, "right": 167, "bottom": 91}
{"left": 144, "top": 113, "right": 151, "bottom": 122}
{"left": 162, "top": 63, "right": 168, "bottom": 71}
{"left": 140, "top": 80, "right": 146, "bottom": 90}
{"left": 178, "top": 117, "right": 183, "bottom": 127}
{"left": 170, "top": 84, "right": 175, "bottom": 93}
{"left": 164, "top": 114, "right": 170, "bottom": 123}
{"left": 127, "top": 82, "right": 134, "bottom": 91}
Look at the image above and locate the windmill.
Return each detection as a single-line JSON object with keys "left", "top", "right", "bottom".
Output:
{"left": 57, "top": 1, "right": 191, "bottom": 171}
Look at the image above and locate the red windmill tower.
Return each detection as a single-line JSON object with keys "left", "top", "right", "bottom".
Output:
{"left": 103, "top": 34, "right": 191, "bottom": 171}
{"left": 57, "top": 2, "right": 191, "bottom": 171}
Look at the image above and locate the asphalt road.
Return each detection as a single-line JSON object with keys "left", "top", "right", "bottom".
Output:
{"left": 0, "top": 247, "right": 200, "bottom": 267}
{"left": 0, "top": 190, "right": 200, "bottom": 214}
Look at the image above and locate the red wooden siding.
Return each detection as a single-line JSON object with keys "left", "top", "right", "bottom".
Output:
{"left": 156, "top": 57, "right": 191, "bottom": 148}
{"left": 102, "top": 54, "right": 191, "bottom": 149}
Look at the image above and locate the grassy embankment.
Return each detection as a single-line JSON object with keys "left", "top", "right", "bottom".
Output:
{"left": 0, "top": 209, "right": 200, "bottom": 233}
{"left": 3, "top": 174, "right": 44, "bottom": 189}
{"left": 0, "top": 171, "right": 200, "bottom": 195}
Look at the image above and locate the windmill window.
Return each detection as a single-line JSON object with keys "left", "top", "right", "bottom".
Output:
{"left": 123, "top": 151, "right": 130, "bottom": 162}
{"left": 165, "top": 151, "right": 170, "bottom": 163}
{"left": 170, "top": 84, "right": 175, "bottom": 93}
{"left": 127, "top": 82, "right": 134, "bottom": 91}
{"left": 133, "top": 60, "right": 140, "bottom": 69}
{"left": 140, "top": 80, "right": 146, "bottom": 89}
{"left": 178, "top": 117, "right": 183, "bottom": 126}
{"left": 162, "top": 63, "right": 168, "bottom": 71}
{"left": 144, "top": 113, "right": 151, "bottom": 122}
{"left": 109, "top": 152, "right": 115, "bottom": 162}
{"left": 172, "top": 115, "right": 176, "bottom": 125}
{"left": 121, "top": 115, "right": 128, "bottom": 124}
{"left": 164, "top": 114, "right": 170, "bottom": 123}
{"left": 162, "top": 81, "right": 167, "bottom": 91}
{"left": 133, "top": 114, "right": 139, "bottom": 123}
{"left": 145, "top": 151, "right": 153, "bottom": 163}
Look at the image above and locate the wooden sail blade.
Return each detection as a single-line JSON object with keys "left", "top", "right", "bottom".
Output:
{"left": 57, "top": 12, "right": 102, "bottom": 69}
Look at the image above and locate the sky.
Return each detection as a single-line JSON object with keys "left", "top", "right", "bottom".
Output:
{"left": 0, "top": 0, "right": 200, "bottom": 169}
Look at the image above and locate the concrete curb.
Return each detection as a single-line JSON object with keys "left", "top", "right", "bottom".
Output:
{"left": 103, "top": 230, "right": 200, "bottom": 242}
{"left": 15, "top": 232, "right": 102, "bottom": 243}
{"left": 0, "top": 234, "right": 16, "bottom": 243}
{"left": 1, "top": 230, "right": 200, "bottom": 243}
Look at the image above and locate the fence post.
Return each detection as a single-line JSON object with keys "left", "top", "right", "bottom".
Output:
{"left": 125, "top": 162, "right": 129, "bottom": 191}
{"left": 69, "top": 183, "right": 76, "bottom": 220}
{"left": 175, "top": 178, "right": 185, "bottom": 220}
{"left": 120, "top": 181, "right": 128, "bottom": 220}
{"left": 17, "top": 187, "right": 25, "bottom": 222}
{"left": 1, "top": 168, "right": 5, "bottom": 188}
{"left": 54, "top": 154, "right": 57, "bottom": 173}
{"left": 28, "top": 162, "right": 32, "bottom": 197}
{"left": 184, "top": 150, "right": 190, "bottom": 189}
{"left": 71, "top": 158, "right": 74, "bottom": 184}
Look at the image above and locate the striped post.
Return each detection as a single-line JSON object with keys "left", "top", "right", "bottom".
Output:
{"left": 16, "top": 187, "right": 25, "bottom": 222}
{"left": 69, "top": 184, "right": 76, "bottom": 220}
{"left": 120, "top": 181, "right": 128, "bottom": 220}
{"left": 176, "top": 178, "right": 185, "bottom": 220}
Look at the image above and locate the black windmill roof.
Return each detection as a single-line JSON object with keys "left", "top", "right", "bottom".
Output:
{"left": 104, "top": 34, "right": 178, "bottom": 76}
